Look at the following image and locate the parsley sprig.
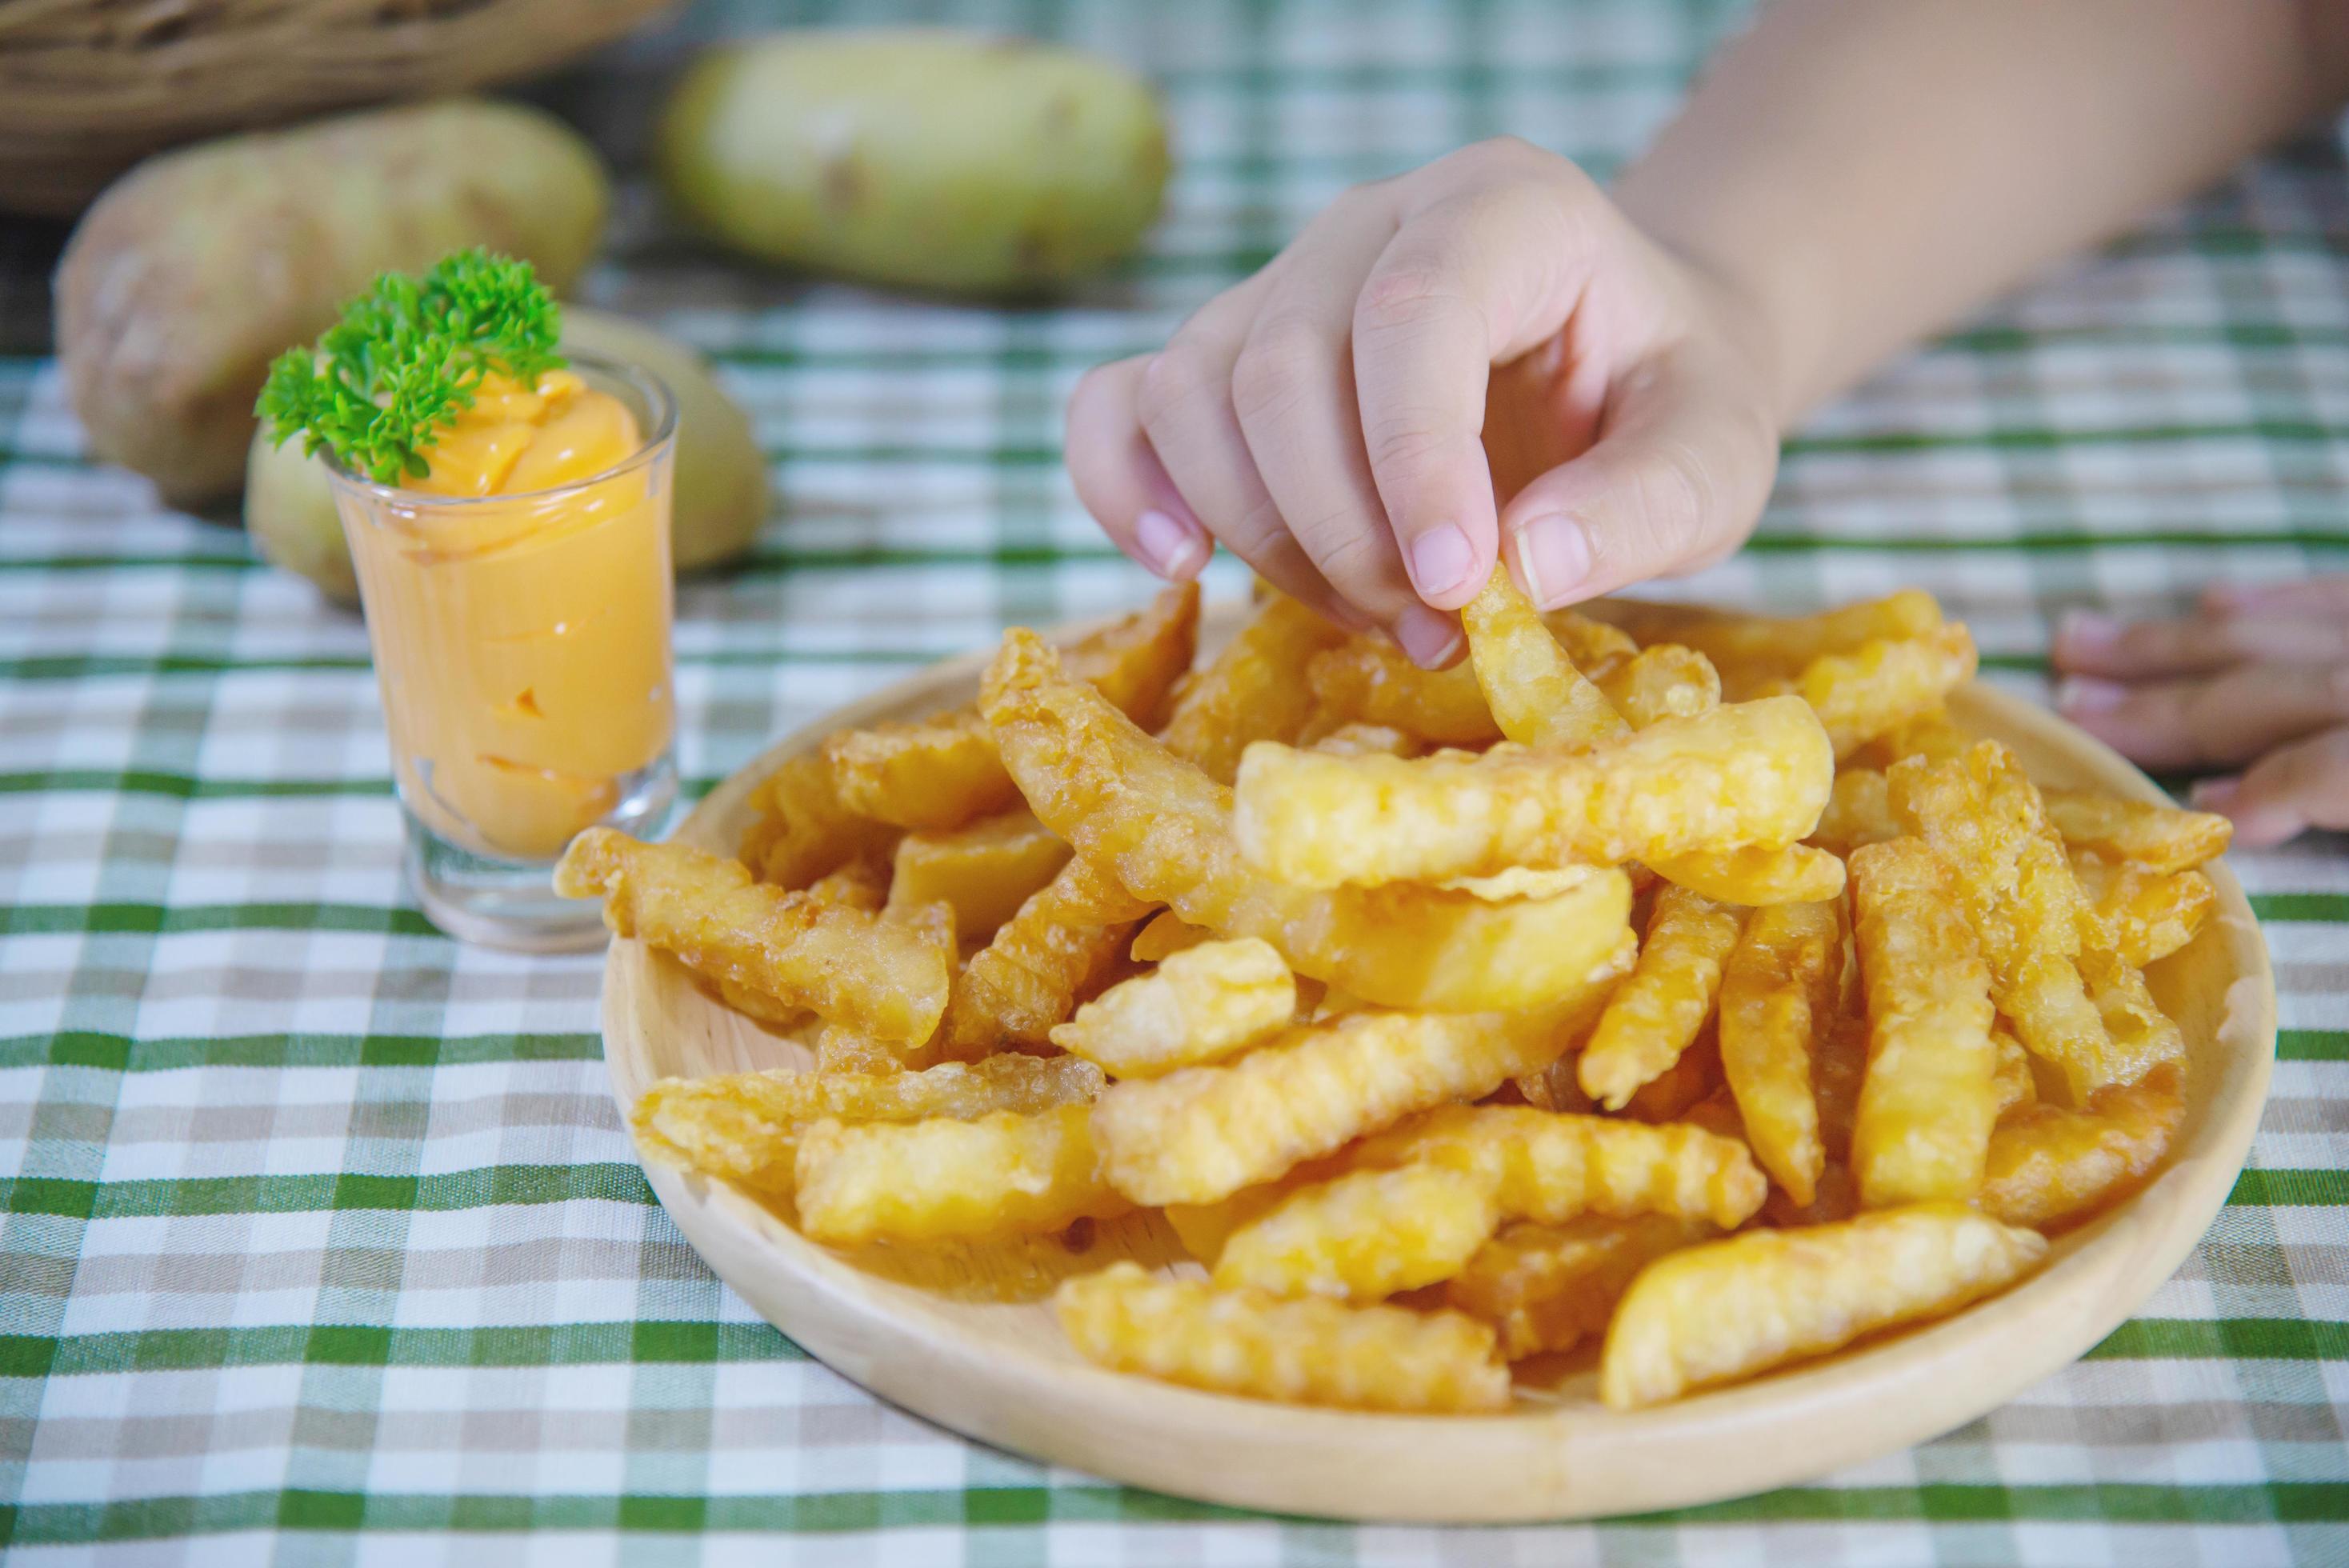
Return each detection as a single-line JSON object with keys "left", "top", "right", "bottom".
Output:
{"left": 256, "top": 248, "right": 565, "bottom": 486}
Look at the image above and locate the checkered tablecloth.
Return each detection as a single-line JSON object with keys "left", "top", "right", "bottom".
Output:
{"left": 3, "top": 0, "right": 2347, "bottom": 1562}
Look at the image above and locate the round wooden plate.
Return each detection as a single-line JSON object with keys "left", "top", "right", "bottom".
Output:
{"left": 597, "top": 604, "right": 2275, "bottom": 1523}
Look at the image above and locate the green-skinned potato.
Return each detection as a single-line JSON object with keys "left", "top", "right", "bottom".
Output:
{"left": 245, "top": 307, "right": 770, "bottom": 606}
{"left": 58, "top": 98, "right": 607, "bottom": 507}
{"left": 657, "top": 30, "right": 1170, "bottom": 295}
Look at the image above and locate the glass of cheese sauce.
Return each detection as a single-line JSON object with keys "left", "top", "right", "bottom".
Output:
{"left": 325, "top": 354, "right": 678, "bottom": 950}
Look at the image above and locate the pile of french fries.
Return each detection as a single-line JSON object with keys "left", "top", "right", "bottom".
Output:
{"left": 557, "top": 574, "right": 2231, "bottom": 1414}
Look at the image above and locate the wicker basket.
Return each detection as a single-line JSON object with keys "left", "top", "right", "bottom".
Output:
{"left": 0, "top": 0, "right": 679, "bottom": 215}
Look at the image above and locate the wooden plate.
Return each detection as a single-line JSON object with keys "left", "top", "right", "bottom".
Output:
{"left": 597, "top": 604, "right": 2275, "bottom": 1523}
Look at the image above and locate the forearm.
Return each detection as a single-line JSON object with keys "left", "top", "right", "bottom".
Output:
{"left": 1616, "top": 0, "right": 2349, "bottom": 424}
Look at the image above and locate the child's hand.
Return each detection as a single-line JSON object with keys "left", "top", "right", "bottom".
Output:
{"left": 2054, "top": 580, "right": 2349, "bottom": 846}
{"left": 1064, "top": 138, "right": 1783, "bottom": 666}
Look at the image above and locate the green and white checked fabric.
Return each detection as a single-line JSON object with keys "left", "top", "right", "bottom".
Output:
{"left": 4, "top": 0, "right": 2347, "bottom": 1561}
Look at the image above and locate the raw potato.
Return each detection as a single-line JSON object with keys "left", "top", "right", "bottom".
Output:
{"left": 59, "top": 98, "right": 608, "bottom": 506}
{"left": 657, "top": 31, "right": 1170, "bottom": 295}
{"left": 244, "top": 306, "right": 770, "bottom": 605}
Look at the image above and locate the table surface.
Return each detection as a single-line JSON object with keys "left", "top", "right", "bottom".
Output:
{"left": 4, "top": 1, "right": 2347, "bottom": 1563}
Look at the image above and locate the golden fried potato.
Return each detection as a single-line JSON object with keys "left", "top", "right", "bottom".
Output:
{"left": 1161, "top": 594, "right": 1351, "bottom": 786}
{"left": 1807, "top": 766, "right": 1899, "bottom": 857}
{"left": 1214, "top": 1164, "right": 1502, "bottom": 1302}
{"left": 1355, "top": 1105, "right": 1768, "bottom": 1230}
{"left": 1991, "top": 1023, "right": 2036, "bottom": 1115}
{"left": 1598, "top": 1202, "right": 2048, "bottom": 1409}
{"left": 1308, "top": 722, "right": 1427, "bottom": 758}
{"left": 1447, "top": 1215, "right": 1716, "bottom": 1360}
{"left": 1767, "top": 626, "right": 1979, "bottom": 758}
{"left": 1055, "top": 1262, "right": 1511, "bottom": 1412}
{"left": 2041, "top": 788, "right": 2231, "bottom": 875}
{"left": 806, "top": 855, "right": 893, "bottom": 912}
{"left": 1855, "top": 708, "right": 1968, "bottom": 770}
{"left": 795, "top": 1103, "right": 1128, "bottom": 1245}
{"left": 983, "top": 630, "right": 1635, "bottom": 1013}
{"left": 2079, "top": 946, "right": 2187, "bottom": 1082}
{"left": 1463, "top": 566, "right": 1627, "bottom": 749}
{"left": 1647, "top": 844, "right": 1847, "bottom": 906}
{"left": 1617, "top": 1030, "right": 1724, "bottom": 1123}
{"left": 1091, "top": 1004, "right": 1585, "bottom": 1206}
{"left": 630, "top": 1054, "right": 1104, "bottom": 1198}
{"left": 738, "top": 750, "right": 898, "bottom": 889}
{"left": 1847, "top": 838, "right": 1999, "bottom": 1206}
{"left": 556, "top": 828, "right": 954, "bottom": 1044}
{"left": 1050, "top": 937, "right": 1296, "bottom": 1078}
{"left": 1307, "top": 638, "right": 1502, "bottom": 746}
{"left": 937, "top": 856, "right": 1154, "bottom": 1054}
{"left": 814, "top": 1024, "right": 902, "bottom": 1076}
{"left": 2071, "top": 852, "right": 2216, "bottom": 967}
{"left": 1889, "top": 742, "right": 2119, "bottom": 1099}
{"left": 1981, "top": 1061, "right": 2185, "bottom": 1228}
{"left": 888, "top": 808, "right": 1072, "bottom": 939}
{"left": 1578, "top": 885, "right": 1744, "bottom": 1111}
{"left": 1719, "top": 898, "right": 1844, "bottom": 1206}
{"left": 1232, "top": 696, "right": 1834, "bottom": 890}
{"left": 1130, "top": 910, "right": 1214, "bottom": 962}
{"left": 1599, "top": 590, "right": 1945, "bottom": 683}
{"left": 1595, "top": 644, "right": 1723, "bottom": 729}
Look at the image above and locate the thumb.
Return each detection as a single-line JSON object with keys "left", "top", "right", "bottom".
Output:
{"left": 1495, "top": 355, "right": 1777, "bottom": 609}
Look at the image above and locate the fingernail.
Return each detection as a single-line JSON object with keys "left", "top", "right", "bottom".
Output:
{"left": 2055, "top": 676, "right": 2127, "bottom": 714}
{"left": 1133, "top": 508, "right": 1208, "bottom": 579}
{"left": 2055, "top": 610, "right": 2118, "bottom": 653}
{"left": 1514, "top": 514, "right": 1593, "bottom": 610}
{"left": 1394, "top": 605, "right": 1464, "bottom": 670}
{"left": 2190, "top": 776, "right": 2240, "bottom": 811}
{"left": 1407, "top": 524, "right": 1476, "bottom": 599}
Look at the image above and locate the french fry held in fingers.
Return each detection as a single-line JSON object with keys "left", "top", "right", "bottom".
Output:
{"left": 1847, "top": 838, "right": 1999, "bottom": 1206}
{"left": 1719, "top": 898, "right": 1844, "bottom": 1206}
{"left": 1213, "top": 1163, "right": 1503, "bottom": 1302}
{"left": 982, "top": 630, "right": 1635, "bottom": 1014}
{"left": 1055, "top": 1262, "right": 1511, "bottom": 1413}
{"left": 1578, "top": 884, "right": 1744, "bottom": 1111}
{"left": 1050, "top": 937, "right": 1297, "bottom": 1078}
{"left": 1231, "top": 696, "right": 1834, "bottom": 890}
{"left": 1463, "top": 566, "right": 1627, "bottom": 749}
{"left": 1981, "top": 1061, "right": 2186, "bottom": 1228}
{"left": 1599, "top": 1203, "right": 2048, "bottom": 1409}
{"left": 2072, "top": 851, "right": 2216, "bottom": 967}
{"left": 887, "top": 808, "right": 1071, "bottom": 940}
{"left": 556, "top": 828, "right": 954, "bottom": 1044}
{"left": 630, "top": 1054, "right": 1105, "bottom": 1199}
{"left": 2041, "top": 787, "right": 2232, "bottom": 875}
{"left": 794, "top": 1103, "right": 1129, "bottom": 1246}
{"left": 1447, "top": 1215, "right": 1717, "bottom": 1361}
{"left": 1307, "top": 638, "right": 1502, "bottom": 746}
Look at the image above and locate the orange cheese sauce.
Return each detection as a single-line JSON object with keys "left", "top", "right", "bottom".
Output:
{"left": 339, "top": 370, "right": 675, "bottom": 861}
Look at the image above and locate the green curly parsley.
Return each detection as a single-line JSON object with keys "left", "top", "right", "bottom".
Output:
{"left": 256, "top": 248, "right": 565, "bottom": 486}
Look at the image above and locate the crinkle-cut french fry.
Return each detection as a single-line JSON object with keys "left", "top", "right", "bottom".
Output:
{"left": 1309, "top": 722, "right": 1427, "bottom": 758}
{"left": 1578, "top": 885, "right": 1745, "bottom": 1111}
{"left": 1463, "top": 566, "right": 1628, "bottom": 749}
{"left": 887, "top": 808, "right": 1072, "bottom": 940}
{"left": 1447, "top": 1214, "right": 1716, "bottom": 1360}
{"left": 1618, "top": 1030, "right": 1723, "bottom": 1123}
{"left": 1765, "top": 626, "right": 1979, "bottom": 759}
{"left": 1599, "top": 1202, "right": 2048, "bottom": 1409}
{"left": 1543, "top": 609, "right": 1641, "bottom": 674}
{"left": 937, "top": 857, "right": 1154, "bottom": 1055}
{"left": 815, "top": 1024, "right": 905, "bottom": 1077}
{"left": 738, "top": 750, "right": 899, "bottom": 890}
{"left": 1648, "top": 844, "right": 1847, "bottom": 906}
{"left": 1812, "top": 1010, "right": 1870, "bottom": 1164}
{"left": 2079, "top": 946, "right": 2187, "bottom": 1083}
{"left": 1214, "top": 1163, "right": 1503, "bottom": 1302}
{"left": 1596, "top": 644, "right": 1722, "bottom": 730}
{"left": 2041, "top": 787, "right": 2232, "bottom": 875}
{"left": 983, "top": 630, "right": 1635, "bottom": 1014}
{"left": 630, "top": 1054, "right": 1105, "bottom": 1198}
{"left": 1991, "top": 1022, "right": 2036, "bottom": 1115}
{"left": 1130, "top": 910, "right": 1214, "bottom": 963}
{"left": 826, "top": 584, "right": 1201, "bottom": 830}
{"left": 1855, "top": 708, "right": 1968, "bottom": 770}
{"left": 1055, "top": 1262, "right": 1511, "bottom": 1413}
{"left": 1807, "top": 766, "right": 1899, "bottom": 857}
{"left": 1599, "top": 590, "right": 1945, "bottom": 682}
{"left": 1981, "top": 1061, "right": 2185, "bottom": 1228}
{"left": 1091, "top": 1004, "right": 1584, "bottom": 1206}
{"left": 1889, "top": 742, "right": 2116, "bottom": 1099}
{"left": 1162, "top": 594, "right": 1351, "bottom": 786}
{"left": 794, "top": 1103, "right": 1128, "bottom": 1245}
{"left": 1050, "top": 937, "right": 1296, "bottom": 1078}
{"left": 1232, "top": 696, "right": 1834, "bottom": 890}
{"left": 556, "top": 829, "right": 954, "bottom": 1044}
{"left": 1307, "top": 638, "right": 1502, "bottom": 746}
{"left": 2071, "top": 851, "right": 2217, "bottom": 967}
{"left": 1848, "top": 838, "right": 1999, "bottom": 1206}
{"left": 1159, "top": 1159, "right": 1344, "bottom": 1266}
{"left": 1720, "top": 898, "right": 1844, "bottom": 1206}
{"left": 1356, "top": 1105, "right": 1768, "bottom": 1230}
